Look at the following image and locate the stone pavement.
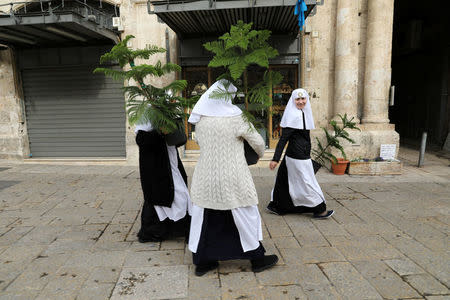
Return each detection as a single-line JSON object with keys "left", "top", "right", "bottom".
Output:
{"left": 0, "top": 147, "right": 449, "bottom": 299}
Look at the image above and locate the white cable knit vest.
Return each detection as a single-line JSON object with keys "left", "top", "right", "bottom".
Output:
{"left": 190, "top": 115, "right": 265, "bottom": 210}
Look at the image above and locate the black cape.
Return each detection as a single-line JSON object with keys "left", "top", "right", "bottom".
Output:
{"left": 136, "top": 130, "right": 187, "bottom": 207}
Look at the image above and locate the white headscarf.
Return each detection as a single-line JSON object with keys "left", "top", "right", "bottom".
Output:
{"left": 280, "top": 88, "right": 315, "bottom": 130}
{"left": 188, "top": 79, "right": 242, "bottom": 125}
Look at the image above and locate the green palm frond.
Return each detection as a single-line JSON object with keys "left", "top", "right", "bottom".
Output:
{"left": 93, "top": 35, "right": 187, "bottom": 133}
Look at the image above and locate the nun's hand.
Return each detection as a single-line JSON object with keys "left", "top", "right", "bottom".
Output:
{"left": 269, "top": 161, "right": 278, "bottom": 170}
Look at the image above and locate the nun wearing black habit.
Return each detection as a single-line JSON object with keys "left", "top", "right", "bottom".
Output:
{"left": 268, "top": 88, "right": 334, "bottom": 219}
{"left": 135, "top": 120, "right": 191, "bottom": 243}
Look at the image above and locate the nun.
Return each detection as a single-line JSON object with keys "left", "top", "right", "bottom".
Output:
{"left": 135, "top": 117, "right": 191, "bottom": 243}
{"left": 267, "top": 88, "right": 334, "bottom": 219}
{"left": 188, "top": 79, "right": 278, "bottom": 276}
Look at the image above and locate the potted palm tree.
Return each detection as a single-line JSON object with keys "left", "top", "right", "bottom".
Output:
{"left": 94, "top": 35, "right": 192, "bottom": 146}
{"left": 203, "top": 21, "right": 283, "bottom": 164}
{"left": 312, "top": 114, "right": 360, "bottom": 174}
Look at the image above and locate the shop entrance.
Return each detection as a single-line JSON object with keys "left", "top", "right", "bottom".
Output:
{"left": 183, "top": 65, "right": 298, "bottom": 150}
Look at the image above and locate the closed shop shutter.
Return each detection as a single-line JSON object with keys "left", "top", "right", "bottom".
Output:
{"left": 23, "top": 66, "right": 126, "bottom": 157}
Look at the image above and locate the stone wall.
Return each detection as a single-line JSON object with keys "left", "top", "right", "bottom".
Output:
{"left": 305, "top": 0, "right": 399, "bottom": 160}
{"left": 0, "top": 49, "right": 29, "bottom": 160}
{"left": 119, "top": 0, "right": 178, "bottom": 165}
{"left": 0, "top": 0, "right": 177, "bottom": 164}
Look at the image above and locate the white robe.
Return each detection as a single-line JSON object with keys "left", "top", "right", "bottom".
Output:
{"left": 154, "top": 145, "right": 192, "bottom": 221}
{"left": 188, "top": 204, "right": 263, "bottom": 253}
{"left": 271, "top": 157, "right": 325, "bottom": 207}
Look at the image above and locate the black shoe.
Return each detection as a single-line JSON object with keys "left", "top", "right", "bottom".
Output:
{"left": 251, "top": 255, "right": 279, "bottom": 273}
{"left": 195, "top": 261, "right": 219, "bottom": 276}
{"left": 266, "top": 203, "right": 283, "bottom": 216}
{"left": 312, "top": 210, "right": 334, "bottom": 219}
{"left": 137, "top": 235, "right": 161, "bottom": 243}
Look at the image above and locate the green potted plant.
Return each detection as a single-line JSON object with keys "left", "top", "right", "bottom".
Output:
{"left": 203, "top": 20, "right": 283, "bottom": 163}
{"left": 312, "top": 114, "right": 361, "bottom": 174}
{"left": 93, "top": 35, "right": 192, "bottom": 146}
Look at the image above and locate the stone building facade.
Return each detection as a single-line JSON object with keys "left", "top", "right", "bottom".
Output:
{"left": 0, "top": 0, "right": 401, "bottom": 164}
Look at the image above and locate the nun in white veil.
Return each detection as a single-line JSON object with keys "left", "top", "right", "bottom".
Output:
{"left": 268, "top": 88, "right": 334, "bottom": 219}
{"left": 187, "top": 79, "right": 278, "bottom": 276}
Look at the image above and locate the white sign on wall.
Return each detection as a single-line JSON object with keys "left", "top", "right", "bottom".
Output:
{"left": 380, "top": 144, "right": 396, "bottom": 160}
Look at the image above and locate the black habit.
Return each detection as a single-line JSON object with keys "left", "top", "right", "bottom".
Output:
{"left": 136, "top": 130, "right": 189, "bottom": 241}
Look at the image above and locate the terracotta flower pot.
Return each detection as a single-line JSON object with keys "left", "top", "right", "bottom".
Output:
{"left": 331, "top": 158, "right": 349, "bottom": 175}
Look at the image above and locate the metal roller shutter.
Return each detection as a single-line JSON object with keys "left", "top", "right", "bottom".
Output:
{"left": 23, "top": 66, "right": 126, "bottom": 157}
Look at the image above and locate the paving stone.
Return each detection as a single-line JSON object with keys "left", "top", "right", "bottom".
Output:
{"left": 255, "top": 265, "right": 302, "bottom": 286}
{"left": 404, "top": 274, "right": 449, "bottom": 296}
{"left": 328, "top": 193, "right": 369, "bottom": 200}
{"left": 0, "top": 244, "right": 46, "bottom": 265}
{"left": 86, "top": 266, "right": 122, "bottom": 284}
{"left": 0, "top": 264, "right": 25, "bottom": 291}
{"left": 90, "top": 241, "right": 132, "bottom": 252}
{"left": 263, "top": 285, "right": 307, "bottom": 300}
{"left": 218, "top": 259, "right": 252, "bottom": 274}
{"left": 425, "top": 296, "right": 450, "bottom": 300}
{"left": 58, "top": 224, "right": 107, "bottom": 241}
{"left": 329, "top": 202, "right": 365, "bottom": 225}
{"left": 384, "top": 234, "right": 450, "bottom": 286}
{"left": 220, "top": 272, "right": 263, "bottom": 299}
{"left": 128, "top": 241, "right": 160, "bottom": 252}
{"left": 76, "top": 282, "right": 115, "bottom": 300}
{"left": 64, "top": 250, "right": 127, "bottom": 268}
{"left": 0, "top": 291, "right": 40, "bottom": 300}
{"left": 333, "top": 236, "right": 403, "bottom": 261}
{"left": 123, "top": 250, "right": 184, "bottom": 267}
{"left": 312, "top": 218, "right": 349, "bottom": 236}
{"left": 35, "top": 266, "right": 91, "bottom": 300}
{"left": 97, "top": 224, "right": 133, "bottom": 242}
{"left": 188, "top": 266, "right": 221, "bottom": 298}
{"left": 160, "top": 238, "right": 186, "bottom": 250}
{"left": 5, "top": 253, "right": 69, "bottom": 292}
{"left": 0, "top": 226, "right": 34, "bottom": 246}
{"left": 110, "top": 210, "right": 139, "bottom": 224}
{"left": 383, "top": 258, "right": 426, "bottom": 276}
{"left": 85, "top": 211, "right": 115, "bottom": 224}
{"left": 270, "top": 236, "right": 301, "bottom": 249}
{"left": 320, "top": 262, "right": 382, "bottom": 299}
{"left": 261, "top": 213, "right": 293, "bottom": 237}
{"left": 125, "top": 220, "right": 141, "bottom": 242}
{"left": 111, "top": 266, "right": 188, "bottom": 299}
{"left": 296, "top": 264, "right": 341, "bottom": 299}
{"left": 280, "top": 247, "right": 345, "bottom": 265}
{"left": 352, "top": 260, "right": 421, "bottom": 299}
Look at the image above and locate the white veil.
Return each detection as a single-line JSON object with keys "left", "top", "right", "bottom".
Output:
{"left": 279, "top": 88, "right": 315, "bottom": 130}
{"left": 188, "top": 79, "right": 242, "bottom": 125}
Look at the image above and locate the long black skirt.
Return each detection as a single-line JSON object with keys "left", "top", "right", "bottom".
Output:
{"left": 193, "top": 209, "right": 265, "bottom": 265}
{"left": 270, "top": 158, "right": 326, "bottom": 215}
{"left": 138, "top": 201, "right": 190, "bottom": 241}
{"left": 136, "top": 130, "right": 190, "bottom": 241}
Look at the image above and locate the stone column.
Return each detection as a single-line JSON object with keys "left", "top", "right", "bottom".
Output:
{"left": 362, "top": 0, "right": 394, "bottom": 124}
{"left": 333, "top": 0, "right": 360, "bottom": 123}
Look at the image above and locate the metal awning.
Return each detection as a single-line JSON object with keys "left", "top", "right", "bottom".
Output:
{"left": 0, "top": 0, "right": 119, "bottom": 48}
{"left": 149, "top": 0, "right": 320, "bottom": 38}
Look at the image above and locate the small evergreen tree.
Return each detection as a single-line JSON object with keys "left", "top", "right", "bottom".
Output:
{"left": 312, "top": 114, "right": 361, "bottom": 169}
{"left": 94, "top": 35, "right": 192, "bottom": 134}
{"left": 204, "top": 21, "right": 283, "bottom": 126}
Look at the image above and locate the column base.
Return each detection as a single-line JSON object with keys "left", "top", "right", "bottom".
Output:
{"left": 361, "top": 117, "right": 390, "bottom": 124}
{"left": 311, "top": 126, "right": 399, "bottom": 160}
{"left": 332, "top": 114, "right": 360, "bottom": 124}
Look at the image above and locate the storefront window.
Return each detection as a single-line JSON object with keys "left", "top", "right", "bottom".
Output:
{"left": 183, "top": 65, "right": 297, "bottom": 150}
